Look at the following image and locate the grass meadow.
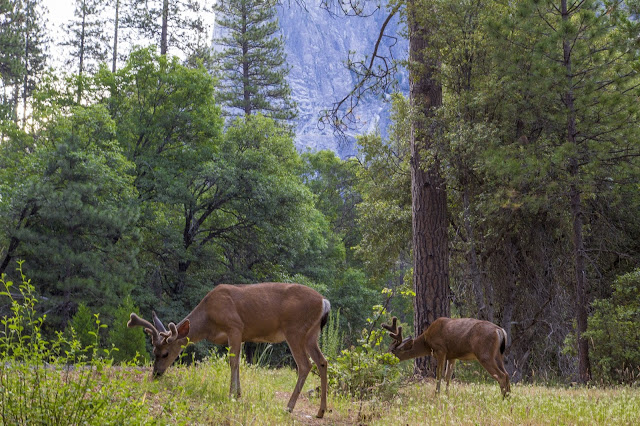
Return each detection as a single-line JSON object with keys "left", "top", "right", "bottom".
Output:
{"left": 33, "top": 355, "right": 636, "bottom": 425}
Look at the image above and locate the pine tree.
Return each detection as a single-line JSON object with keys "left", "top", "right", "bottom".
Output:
{"left": 125, "top": 0, "right": 209, "bottom": 57}
{"left": 19, "top": 0, "right": 47, "bottom": 128}
{"left": 61, "top": 0, "right": 109, "bottom": 102}
{"left": 213, "top": 0, "right": 297, "bottom": 122}
{"left": 0, "top": 0, "right": 47, "bottom": 126}
{"left": 493, "top": 0, "right": 640, "bottom": 384}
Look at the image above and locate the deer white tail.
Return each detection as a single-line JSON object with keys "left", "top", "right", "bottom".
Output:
{"left": 321, "top": 299, "right": 331, "bottom": 330}
{"left": 497, "top": 328, "right": 507, "bottom": 354}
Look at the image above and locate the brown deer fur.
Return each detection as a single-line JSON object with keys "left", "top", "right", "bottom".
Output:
{"left": 128, "top": 282, "right": 331, "bottom": 418}
{"left": 382, "top": 317, "right": 510, "bottom": 397}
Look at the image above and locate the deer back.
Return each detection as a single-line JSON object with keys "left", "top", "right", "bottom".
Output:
{"left": 424, "top": 317, "right": 505, "bottom": 360}
{"left": 196, "top": 282, "right": 326, "bottom": 343}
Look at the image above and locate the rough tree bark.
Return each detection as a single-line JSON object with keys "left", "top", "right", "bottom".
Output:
{"left": 561, "top": 0, "right": 590, "bottom": 383}
{"left": 160, "top": 0, "right": 169, "bottom": 55}
{"left": 407, "top": 0, "right": 450, "bottom": 376}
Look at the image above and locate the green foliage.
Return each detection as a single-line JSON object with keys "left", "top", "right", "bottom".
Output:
{"left": 0, "top": 262, "right": 147, "bottom": 424}
{"left": 320, "top": 308, "right": 343, "bottom": 361}
{"left": 327, "top": 306, "right": 403, "bottom": 400}
{"left": 585, "top": 270, "right": 640, "bottom": 384}
{"left": 107, "top": 296, "right": 149, "bottom": 365}
{"left": 2, "top": 103, "right": 140, "bottom": 329}
{"left": 69, "top": 303, "right": 98, "bottom": 350}
{"left": 213, "top": 0, "right": 297, "bottom": 122}
{"left": 354, "top": 95, "right": 412, "bottom": 280}
{"left": 325, "top": 268, "right": 379, "bottom": 336}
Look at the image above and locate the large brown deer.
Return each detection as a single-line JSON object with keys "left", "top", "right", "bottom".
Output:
{"left": 128, "top": 282, "right": 331, "bottom": 418}
{"left": 382, "top": 316, "right": 510, "bottom": 397}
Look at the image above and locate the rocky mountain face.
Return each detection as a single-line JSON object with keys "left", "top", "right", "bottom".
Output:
{"left": 279, "top": 2, "right": 407, "bottom": 159}
{"left": 212, "top": 1, "right": 406, "bottom": 159}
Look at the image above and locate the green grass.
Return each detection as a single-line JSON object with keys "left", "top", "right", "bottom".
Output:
{"left": 77, "top": 357, "right": 640, "bottom": 425}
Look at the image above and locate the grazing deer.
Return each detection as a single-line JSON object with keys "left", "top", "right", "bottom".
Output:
{"left": 382, "top": 316, "right": 510, "bottom": 397}
{"left": 128, "top": 282, "right": 331, "bottom": 418}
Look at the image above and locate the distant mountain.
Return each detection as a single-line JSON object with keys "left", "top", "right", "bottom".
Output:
{"left": 278, "top": 2, "right": 407, "bottom": 159}
{"left": 211, "top": 1, "right": 407, "bottom": 159}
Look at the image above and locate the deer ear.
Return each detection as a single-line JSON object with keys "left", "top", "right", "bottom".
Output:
{"left": 176, "top": 320, "right": 190, "bottom": 339}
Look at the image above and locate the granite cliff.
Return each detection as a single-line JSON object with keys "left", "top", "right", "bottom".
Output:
{"left": 278, "top": 2, "right": 407, "bottom": 158}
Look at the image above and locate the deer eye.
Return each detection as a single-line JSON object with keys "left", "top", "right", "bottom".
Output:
{"left": 161, "top": 353, "right": 169, "bottom": 359}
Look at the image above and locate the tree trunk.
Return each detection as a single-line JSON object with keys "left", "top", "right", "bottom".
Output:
{"left": 241, "top": 5, "right": 251, "bottom": 116}
{"left": 77, "top": 6, "right": 87, "bottom": 104}
{"left": 408, "top": 0, "right": 449, "bottom": 377}
{"left": 161, "top": 0, "right": 169, "bottom": 55}
{"left": 112, "top": 0, "right": 119, "bottom": 73}
{"left": 561, "top": 0, "right": 590, "bottom": 383}
{"left": 570, "top": 178, "right": 590, "bottom": 382}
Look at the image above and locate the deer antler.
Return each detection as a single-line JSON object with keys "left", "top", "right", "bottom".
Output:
{"left": 128, "top": 313, "right": 160, "bottom": 343}
{"left": 152, "top": 311, "right": 168, "bottom": 333}
{"left": 160, "top": 322, "right": 180, "bottom": 343}
{"left": 381, "top": 316, "right": 404, "bottom": 344}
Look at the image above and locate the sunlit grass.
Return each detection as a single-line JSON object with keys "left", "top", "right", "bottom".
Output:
{"left": 113, "top": 356, "right": 640, "bottom": 425}
{"left": 371, "top": 381, "right": 640, "bottom": 425}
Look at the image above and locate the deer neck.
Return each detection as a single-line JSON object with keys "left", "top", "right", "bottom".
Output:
{"left": 180, "top": 309, "right": 209, "bottom": 343}
{"left": 394, "top": 335, "right": 432, "bottom": 361}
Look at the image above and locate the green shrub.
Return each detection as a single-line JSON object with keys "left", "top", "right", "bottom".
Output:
{"left": 585, "top": 269, "right": 640, "bottom": 384}
{"left": 320, "top": 308, "right": 343, "bottom": 361}
{"left": 69, "top": 304, "right": 97, "bottom": 348}
{"left": 0, "top": 261, "right": 147, "bottom": 424}
{"left": 106, "top": 296, "right": 149, "bottom": 364}
{"left": 326, "top": 305, "right": 403, "bottom": 400}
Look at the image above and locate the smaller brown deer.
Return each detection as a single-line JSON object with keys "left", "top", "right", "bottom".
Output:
{"left": 128, "top": 282, "right": 331, "bottom": 418}
{"left": 382, "top": 317, "right": 510, "bottom": 397}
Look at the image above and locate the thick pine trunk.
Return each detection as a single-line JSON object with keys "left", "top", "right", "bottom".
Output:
{"left": 408, "top": 1, "right": 450, "bottom": 376}
{"left": 570, "top": 178, "right": 591, "bottom": 383}
{"left": 561, "top": 0, "right": 590, "bottom": 383}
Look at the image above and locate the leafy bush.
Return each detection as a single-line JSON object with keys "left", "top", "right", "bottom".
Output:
{"left": 326, "top": 305, "right": 403, "bottom": 400}
{"left": 106, "top": 296, "right": 149, "bottom": 364}
{"left": 320, "top": 308, "right": 343, "bottom": 360}
{"left": 0, "top": 262, "right": 147, "bottom": 424}
{"left": 585, "top": 269, "right": 640, "bottom": 384}
{"left": 68, "top": 303, "right": 99, "bottom": 352}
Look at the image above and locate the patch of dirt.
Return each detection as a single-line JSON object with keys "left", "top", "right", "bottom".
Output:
{"left": 275, "top": 391, "right": 359, "bottom": 425}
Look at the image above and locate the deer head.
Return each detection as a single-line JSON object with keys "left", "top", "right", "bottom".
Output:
{"left": 381, "top": 317, "right": 414, "bottom": 354}
{"left": 127, "top": 311, "right": 190, "bottom": 377}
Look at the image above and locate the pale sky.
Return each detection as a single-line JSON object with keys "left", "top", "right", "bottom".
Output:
{"left": 42, "top": 0, "right": 74, "bottom": 32}
{"left": 40, "top": 0, "right": 215, "bottom": 66}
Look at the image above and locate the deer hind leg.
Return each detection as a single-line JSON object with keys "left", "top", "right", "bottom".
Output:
{"left": 445, "top": 359, "right": 456, "bottom": 393}
{"left": 285, "top": 333, "right": 312, "bottom": 414}
{"left": 306, "top": 331, "right": 328, "bottom": 418}
{"left": 227, "top": 334, "right": 242, "bottom": 398}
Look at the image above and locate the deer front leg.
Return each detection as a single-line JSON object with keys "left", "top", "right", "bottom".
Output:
{"left": 228, "top": 335, "right": 242, "bottom": 398}
{"left": 435, "top": 354, "right": 447, "bottom": 394}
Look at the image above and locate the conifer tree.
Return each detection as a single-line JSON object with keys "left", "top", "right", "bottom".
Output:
{"left": 125, "top": 0, "right": 209, "bottom": 57}
{"left": 213, "top": 0, "right": 297, "bottom": 122}
{"left": 0, "top": 0, "right": 47, "bottom": 125}
{"left": 61, "top": 0, "right": 109, "bottom": 102}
